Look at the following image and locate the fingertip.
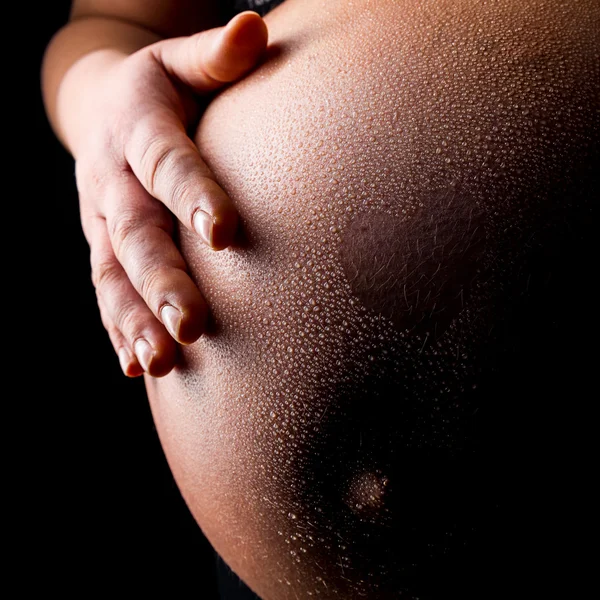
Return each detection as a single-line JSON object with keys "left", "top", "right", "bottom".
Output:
{"left": 145, "top": 346, "right": 177, "bottom": 378}
{"left": 211, "top": 205, "right": 240, "bottom": 250}
{"left": 125, "top": 362, "right": 145, "bottom": 378}
{"left": 209, "top": 10, "right": 268, "bottom": 80}
{"left": 162, "top": 300, "right": 207, "bottom": 346}
{"left": 179, "top": 303, "right": 208, "bottom": 345}
{"left": 119, "top": 347, "right": 144, "bottom": 378}
{"left": 193, "top": 201, "right": 239, "bottom": 249}
{"left": 227, "top": 11, "right": 269, "bottom": 49}
{"left": 135, "top": 336, "right": 177, "bottom": 378}
{"left": 161, "top": 304, "right": 184, "bottom": 340}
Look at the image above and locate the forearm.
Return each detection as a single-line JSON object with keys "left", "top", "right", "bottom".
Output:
{"left": 40, "top": 1, "right": 221, "bottom": 154}
{"left": 41, "top": 18, "right": 161, "bottom": 154}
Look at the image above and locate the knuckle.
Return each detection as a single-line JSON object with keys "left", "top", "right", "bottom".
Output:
{"left": 138, "top": 134, "right": 199, "bottom": 204}
{"left": 137, "top": 263, "right": 168, "bottom": 307}
{"left": 108, "top": 208, "right": 144, "bottom": 253}
{"left": 75, "top": 159, "right": 130, "bottom": 226}
{"left": 91, "top": 255, "right": 121, "bottom": 291}
{"left": 84, "top": 208, "right": 107, "bottom": 236}
{"left": 138, "top": 136, "right": 176, "bottom": 193}
{"left": 74, "top": 123, "right": 124, "bottom": 187}
{"left": 75, "top": 160, "right": 107, "bottom": 196}
{"left": 170, "top": 169, "right": 208, "bottom": 219}
{"left": 113, "top": 304, "right": 141, "bottom": 340}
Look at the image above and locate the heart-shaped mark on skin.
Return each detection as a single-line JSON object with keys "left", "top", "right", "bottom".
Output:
{"left": 340, "top": 189, "right": 487, "bottom": 339}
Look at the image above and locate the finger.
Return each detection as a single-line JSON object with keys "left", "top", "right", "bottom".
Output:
{"left": 88, "top": 214, "right": 178, "bottom": 377}
{"left": 124, "top": 13, "right": 268, "bottom": 251}
{"left": 103, "top": 173, "right": 208, "bottom": 345}
{"left": 125, "top": 108, "right": 239, "bottom": 250}
{"left": 153, "top": 11, "right": 269, "bottom": 91}
{"left": 97, "top": 296, "right": 144, "bottom": 378}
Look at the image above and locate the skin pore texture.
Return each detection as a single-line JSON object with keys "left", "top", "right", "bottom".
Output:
{"left": 144, "top": 0, "right": 598, "bottom": 597}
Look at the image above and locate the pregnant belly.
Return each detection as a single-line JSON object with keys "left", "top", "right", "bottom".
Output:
{"left": 144, "top": 0, "right": 598, "bottom": 598}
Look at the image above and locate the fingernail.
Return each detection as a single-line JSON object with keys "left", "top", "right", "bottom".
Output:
{"left": 118, "top": 347, "right": 132, "bottom": 375}
{"left": 162, "top": 305, "right": 182, "bottom": 341}
{"left": 134, "top": 339, "right": 154, "bottom": 373}
{"left": 194, "top": 210, "right": 214, "bottom": 246}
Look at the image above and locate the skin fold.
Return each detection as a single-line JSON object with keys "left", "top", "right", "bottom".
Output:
{"left": 144, "top": 0, "right": 599, "bottom": 597}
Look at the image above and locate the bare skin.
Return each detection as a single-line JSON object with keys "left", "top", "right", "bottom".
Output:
{"left": 41, "top": 1, "right": 268, "bottom": 376}
{"left": 144, "top": 0, "right": 599, "bottom": 598}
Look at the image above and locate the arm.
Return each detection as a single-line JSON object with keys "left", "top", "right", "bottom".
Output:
{"left": 41, "top": 0, "right": 220, "bottom": 152}
{"left": 40, "top": 1, "right": 268, "bottom": 376}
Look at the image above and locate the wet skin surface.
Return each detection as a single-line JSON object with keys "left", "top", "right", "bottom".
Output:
{"left": 144, "top": 0, "right": 599, "bottom": 597}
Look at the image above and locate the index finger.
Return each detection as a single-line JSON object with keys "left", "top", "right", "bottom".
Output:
{"left": 126, "top": 114, "right": 238, "bottom": 250}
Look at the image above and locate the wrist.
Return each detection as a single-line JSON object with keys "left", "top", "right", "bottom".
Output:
{"left": 56, "top": 49, "right": 127, "bottom": 157}
{"left": 42, "top": 16, "right": 162, "bottom": 154}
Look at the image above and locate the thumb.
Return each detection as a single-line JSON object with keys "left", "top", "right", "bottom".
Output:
{"left": 152, "top": 11, "right": 268, "bottom": 92}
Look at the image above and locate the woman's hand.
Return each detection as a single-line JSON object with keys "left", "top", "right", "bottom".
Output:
{"left": 72, "top": 12, "right": 268, "bottom": 377}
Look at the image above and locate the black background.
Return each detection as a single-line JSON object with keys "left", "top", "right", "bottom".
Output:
{"left": 23, "top": 3, "right": 221, "bottom": 595}
{"left": 19, "top": 1, "right": 596, "bottom": 597}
